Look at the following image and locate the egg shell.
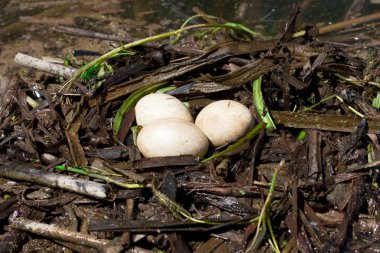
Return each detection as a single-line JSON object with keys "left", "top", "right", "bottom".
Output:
{"left": 195, "top": 100, "right": 254, "bottom": 147}
{"left": 136, "top": 118, "right": 209, "bottom": 158}
{"left": 135, "top": 93, "right": 193, "bottom": 126}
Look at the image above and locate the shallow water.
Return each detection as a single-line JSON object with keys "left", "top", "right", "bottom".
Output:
{"left": 2, "top": 0, "right": 380, "bottom": 36}
{"left": 120, "top": 0, "right": 380, "bottom": 30}
{"left": 1, "top": 0, "right": 380, "bottom": 75}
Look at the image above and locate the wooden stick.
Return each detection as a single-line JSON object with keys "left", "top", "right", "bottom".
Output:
{"left": 318, "top": 12, "right": 380, "bottom": 34}
{"left": 271, "top": 111, "right": 380, "bottom": 134}
{"left": 10, "top": 217, "right": 110, "bottom": 249}
{"left": 54, "top": 25, "right": 204, "bottom": 57}
{"left": 0, "top": 162, "right": 108, "bottom": 199}
{"left": 14, "top": 53, "right": 76, "bottom": 78}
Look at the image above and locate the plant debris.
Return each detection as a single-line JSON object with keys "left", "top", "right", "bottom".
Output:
{"left": 2, "top": 5, "right": 380, "bottom": 253}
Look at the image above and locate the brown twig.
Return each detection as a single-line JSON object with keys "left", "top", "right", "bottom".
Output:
{"left": 10, "top": 217, "right": 110, "bottom": 249}
{"left": 318, "top": 12, "right": 380, "bottom": 34}
{"left": 14, "top": 53, "right": 76, "bottom": 78}
{"left": 271, "top": 110, "right": 380, "bottom": 134}
{"left": 0, "top": 162, "right": 108, "bottom": 199}
{"left": 54, "top": 25, "right": 204, "bottom": 57}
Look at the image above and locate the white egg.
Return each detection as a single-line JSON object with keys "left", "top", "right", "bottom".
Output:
{"left": 195, "top": 100, "right": 254, "bottom": 147}
{"left": 135, "top": 93, "right": 193, "bottom": 126}
{"left": 136, "top": 118, "right": 209, "bottom": 158}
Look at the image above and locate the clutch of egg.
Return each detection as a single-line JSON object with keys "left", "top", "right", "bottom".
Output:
{"left": 135, "top": 93, "right": 208, "bottom": 158}
{"left": 134, "top": 93, "right": 254, "bottom": 158}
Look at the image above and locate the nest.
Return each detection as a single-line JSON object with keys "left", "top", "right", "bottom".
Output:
{"left": 1, "top": 6, "right": 380, "bottom": 253}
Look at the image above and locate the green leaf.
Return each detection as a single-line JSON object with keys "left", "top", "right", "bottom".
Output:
{"left": 297, "top": 130, "right": 307, "bottom": 141}
{"left": 80, "top": 62, "right": 101, "bottom": 80}
{"left": 372, "top": 91, "right": 380, "bottom": 109}
{"left": 113, "top": 82, "right": 168, "bottom": 137}
{"left": 156, "top": 85, "right": 176, "bottom": 93}
{"left": 202, "top": 122, "right": 266, "bottom": 162}
{"left": 131, "top": 125, "right": 143, "bottom": 145}
{"left": 223, "top": 21, "right": 260, "bottom": 36}
{"left": 252, "top": 76, "right": 276, "bottom": 130}
{"left": 368, "top": 144, "right": 375, "bottom": 164}
{"left": 97, "top": 64, "right": 105, "bottom": 77}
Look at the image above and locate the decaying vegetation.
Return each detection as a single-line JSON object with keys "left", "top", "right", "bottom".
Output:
{"left": 2, "top": 5, "right": 380, "bottom": 253}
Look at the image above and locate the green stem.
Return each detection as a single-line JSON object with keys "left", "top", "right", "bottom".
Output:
{"left": 245, "top": 160, "right": 283, "bottom": 252}
{"left": 201, "top": 122, "right": 266, "bottom": 163}
{"left": 151, "top": 176, "right": 221, "bottom": 224}
{"left": 266, "top": 217, "right": 280, "bottom": 253}
{"left": 60, "top": 23, "right": 257, "bottom": 93}
{"left": 55, "top": 165, "right": 145, "bottom": 189}
{"left": 113, "top": 82, "right": 167, "bottom": 136}
{"left": 252, "top": 76, "right": 276, "bottom": 130}
{"left": 303, "top": 94, "right": 336, "bottom": 112}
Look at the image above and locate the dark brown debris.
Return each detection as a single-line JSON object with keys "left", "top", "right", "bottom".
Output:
{"left": 2, "top": 6, "right": 380, "bottom": 253}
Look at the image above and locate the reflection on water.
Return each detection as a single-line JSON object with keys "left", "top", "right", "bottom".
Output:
{"left": 120, "top": 0, "right": 380, "bottom": 31}
{"left": 1, "top": 0, "right": 380, "bottom": 74}
{"left": 3, "top": 0, "right": 380, "bottom": 35}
